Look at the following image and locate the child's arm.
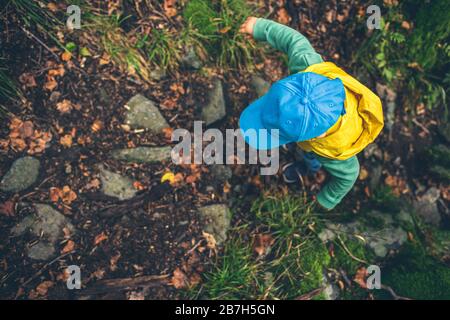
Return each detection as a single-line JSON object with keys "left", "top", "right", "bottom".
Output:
{"left": 241, "top": 17, "right": 323, "bottom": 73}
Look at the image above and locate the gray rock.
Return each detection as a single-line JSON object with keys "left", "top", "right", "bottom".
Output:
{"left": 11, "top": 204, "right": 75, "bottom": 261}
{"left": 210, "top": 165, "right": 232, "bottom": 184}
{"left": 198, "top": 204, "right": 231, "bottom": 245}
{"left": 369, "top": 164, "right": 383, "bottom": 190}
{"left": 318, "top": 228, "right": 336, "bottom": 242}
{"left": 150, "top": 68, "right": 167, "bottom": 81}
{"left": 181, "top": 47, "right": 202, "bottom": 70}
{"left": 250, "top": 75, "right": 270, "bottom": 97}
{"left": 111, "top": 146, "right": 172, "bottom": 164}
{"left": 98, "top": 165, "right": 137, "bottom": 200}
{"left": 0, "top": 156, "right": 40, "bottom": 192}
{"left": 125, "top": 94, "right": 168, "bottom": 132}
{"left": 201, "top": 79, "right": 226, "bottom": 126}
{"left": 366, "top": 227, "right": 407, "bottom": 258}
{"left": 322, "top": 274, "right": 340, "bottom": 300}
{"left": 413, "top": 187, "right": 441, "bottom": 226}
{"left": 27, "top": 242, "right": 56, "bottom": 261}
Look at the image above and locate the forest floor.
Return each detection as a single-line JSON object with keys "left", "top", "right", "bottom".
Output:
{"left": 0, "top": 1, "right": 449, "bottom": 300}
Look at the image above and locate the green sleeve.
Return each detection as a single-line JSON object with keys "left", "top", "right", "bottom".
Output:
{"left": 253, "top": 18, "right": 323, "bottom": 73}
{"left": 315, "top": 155, "right": 360, "bottom": 210}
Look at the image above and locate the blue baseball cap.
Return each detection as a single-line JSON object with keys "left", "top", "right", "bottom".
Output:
{"left": 239, "top": 72, "right": 346, "bottom": 150}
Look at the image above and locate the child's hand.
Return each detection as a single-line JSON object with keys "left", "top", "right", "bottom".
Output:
{"left": 239, "top": 17, "right": 258, "bottom": 36}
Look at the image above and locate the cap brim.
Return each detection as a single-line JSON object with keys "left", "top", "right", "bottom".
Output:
{"left": 239, "top": 95, "right": 291, "bottom": 150}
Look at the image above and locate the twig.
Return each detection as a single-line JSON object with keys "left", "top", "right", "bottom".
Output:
{"left": 78, "top": 274, "right": 170, "bottom": 295}
{"left": 21, "top": 251, "right": 75, "bottom": 287}
{"left": 20, "top": 26, "right": 60, "bottom": 61}
{"left": 337, "top": 235, "right": 368, "bottom": 264}
{"left": 381, "top": 284, "right": 412, "bottom": 300}
{"left": 412, "top": 118, "right": 430, "bottom": 135}
{"left": 295, "top": 287, "right": 324, "bottom": 300}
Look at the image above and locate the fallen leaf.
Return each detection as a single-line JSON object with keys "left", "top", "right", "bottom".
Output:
{"left": 36, "top": 281, "right": 54, "bottom": 296}
{"left": 99, "top": 53, "right": 111, "bottom": 65}
{"left": 253, "top": 233, "right": 274, "bottom": 256}
{"left": 163, "top": 0, "right": 177, "bottom": 17}
{"left": 44, "top": 77, "right": 58, "bottom": 91}
{"left": 110, "top": 252, "right": 121, "bottom": 271}
{"left": 85, "top": 178, "right": 100, "bottom": 190}
{"left": 94, "top": 232, "right": 108, "bottom": 245}
{"left": 47, "top": 3, "right": 58, "bottom": 12}
{"left": 61, "top": 51, "right": 72, "bottom": 61}
{"left": 60, "top": 134, "right": 73, "bottom": 148}
{"left": 276, "top": 8, "right": 291, "bottom": 24}
{"left": 56, "top": 99, "right": 73, "bottom": 113}
{"left": 202, "top": 231, "right": 217, "bottom": 250}
{"left": 91, "top": 119, "right": 103, "bottom": 132}
{"left": 61, "top": 185, "right": 77, "bottom": 204}
{"left": 61, "top": 240, "right": 75, "bottom": 254}
{"left": 133, "top": 181, "right": 145, "bottom": 190}
{"left": 354, "top": 267, "right": 368, "bottom": 289}
{"left": 171, "top": 267, "right": 188, "bottom": 289}
{"left": 0, "top": 200, "right": 15, "bottom": 216}
{"left": 19, "top": 72, "right": 37, "bottom": 87}
{"left": 49, "top": 187, "right": 62, "bottom": 202}
{"left": 162, "top": 127, "right": 173, "bottom": 141}
{"left": 161, "top": 171, "right": 176, "bottom": 184}
{"left": 359, "top": 167, "right": 369, "bottom": 180}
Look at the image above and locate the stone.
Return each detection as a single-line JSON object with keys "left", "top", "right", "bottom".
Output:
{"left": 125, "top": 94, "right": 168, "bottom": 132}
{"left": 111, "top": 146, "right": 172, "bottom": 164}
{"left": 11, "top": 204, "right": 75, "bottom": 261}
{"left": 0, "top": 156, "right": 40, "bottom": 192}
{"left": 180, "top": 47, "right": 202, "bottom": 70}
{"left": 413, "top": 187, "right": 442, "bottom": 226}
{"left": 198, "top": 204, "right": 231, "bottom": 245}
{"left": 201, "top": 79, "right": 226, "bottom": 126}
{"left": 369, "top": 164, "right": 383, "bottom": 190}
{"left": 366, "top": 227, "right": 407, "bottom": 258}
{"left": 150, "top": 68, "right": 167, "bottom": 81}
{"left": 250, "top": 75, "right": 271, "bottom": 97}
{"left": 27, "top": 242, "right": 56, "bottom": 261}
{"left": 98, "top": 165, "right": 137, "bottom": 200}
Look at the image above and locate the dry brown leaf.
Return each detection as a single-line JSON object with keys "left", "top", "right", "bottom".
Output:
{"left": 61, "top": 51, "right": 72, "bottom": 61}
{"left": 354, "top": 267, "right": 368, "bottom": 289}
{"left": 36, "top": 281, "right": 54, "bottom": 296}
{"left": 0, "top": 200, "right": 15, "bottom": 216}
{"left": 61, "top": 185, "right": 77, "bottom": 204}
{"left": 133, "top": 181, "right": 145, "bottom": 190}
{"left": 94, "top": 232, "right": 108, "bottom": 245}
{"left": 60, "top": 134, "right": 73, "bottom": 148}
{"left": 171, "top": 267, "right": 188, "bottom": 289}
{"left": 163, "top": 0, "right": 177, "bottom": 17}
{"left": 85, "top": 178, "right": 100, "bottom": 190}
{"left": 49, "top": 187, "right": 62, "bottom": 202}
{"left": 202, "top": 231, "right": 217, "bottom": 250}
{"left": 44, "top": 77, "right": 58, "bottom": 91}
{"left": 359, "top": 167, "right": 369, "bottom": 180}
{"left": 56, "top": 99, "right": 73, "bottom": 113}
{"left": 276, "top": 8, "right": 291, "bottom": 24}
{"left": 47, "top": 3, "right": 58, "bottom": 12}
{"left": 19, "top": 72, "right": 37, "bottom": 87}
{"left": 61, "top": 240, "right": 75, "bottom": 254}
{"left": 99, "top": 53, "right": 111, "bottom": 65}
{"left": 253, "top": 233, "right": 275, "bottom": 256}
{"left": 91, "top": 119, "right": 103, "bottom": 132}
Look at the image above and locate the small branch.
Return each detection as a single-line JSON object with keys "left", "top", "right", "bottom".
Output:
{"left": 295, "top": 288, "right": 324, "bottom": 300}
{"left": 78, "top": 274, "right": 170, "bottom": 296}
{"left": 337, "top": 236, "right": 368, "bottom": 265}
{"left": 381, "top": 284, "right": 413, "bottom": 300}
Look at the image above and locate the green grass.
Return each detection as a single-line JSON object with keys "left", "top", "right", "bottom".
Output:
{"left": 183, "top": 0, "right": 260, "bottom": 70}
{"left": 354, "top": 0, "right": 450, "bottom": 111}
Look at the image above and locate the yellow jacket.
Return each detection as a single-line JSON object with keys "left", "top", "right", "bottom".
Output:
{"left": 297, "top": 62, "right": 384, "bottom": 160}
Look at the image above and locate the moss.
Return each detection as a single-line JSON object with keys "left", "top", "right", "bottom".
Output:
{"left": 381, "top": 243, "right": 450, "bottom": 299}
{"left": 331, "top": 236, "right": 376, "bottom": 272}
